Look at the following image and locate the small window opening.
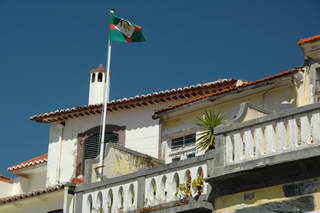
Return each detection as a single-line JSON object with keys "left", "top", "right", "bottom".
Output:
{"left": 98, "top": 73, "right": 103, "bottom": 82}
{"left": 187, "top": 152, "right": 196, "bottom": 159}
{"left": 91, "top": 73, "right": 96, "bottom": 83}
{"left": 172, "top": 157, "right": 181, "bottom": 162}
{"left": 171, "top": 133, "right": 196, "bottom": 149}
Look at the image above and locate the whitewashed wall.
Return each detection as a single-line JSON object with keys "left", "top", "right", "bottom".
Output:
{"left": 47, "top": 103, "right": 176, "bottom": 186}
{"left": 0, "top": 182, "right": 12, "bottom": 197}
{"left": 161, "top": 86, "right": 298, "bottom": 163}
{"left": 0, "top": 170, "right": 47, "bottom": 199}
{"left": 0, "top": 191, "right": 64, "bottom": 213}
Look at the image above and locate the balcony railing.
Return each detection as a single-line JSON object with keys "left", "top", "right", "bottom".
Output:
{"left": 214, "top": 103, "right": 320, "bottom": 166}
{"left": 77, "top": 154, "right": 213, "bottom": 213}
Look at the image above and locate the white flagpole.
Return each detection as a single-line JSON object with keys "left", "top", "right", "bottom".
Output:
{"left": 98, "top": 9, "right": 114, "bottom": 179}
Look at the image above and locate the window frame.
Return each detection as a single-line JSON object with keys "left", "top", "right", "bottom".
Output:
{"left": 170, "top": 133, "right": 196, "bottom": 149}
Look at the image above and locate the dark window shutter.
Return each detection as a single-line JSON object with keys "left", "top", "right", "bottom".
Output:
{"left": 84, "top": 132, "right": 118, "bottom": 160}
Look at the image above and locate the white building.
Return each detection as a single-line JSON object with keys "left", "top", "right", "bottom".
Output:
{"left": 2, "top": 33, "right": 320, "bottom": 213}
{"left": 0, "top": 63, "right": 239, "bottom": 213}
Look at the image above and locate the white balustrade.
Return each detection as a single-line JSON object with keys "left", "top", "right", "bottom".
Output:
{"left": 223, "top": 106, "right": 320, "bottom": 165}
{"left": 82, "top": 180, "right": 138, "bottom": 213}
{"left": 144, "top": 163, "right": 207, "bottom": 207}
{"left": 81, "top": 161, "right": 208, "bottom": 212}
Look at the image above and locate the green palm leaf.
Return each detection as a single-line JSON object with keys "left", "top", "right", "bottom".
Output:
{"left": 195, "top": 111, "right": 223, "bottom": 151}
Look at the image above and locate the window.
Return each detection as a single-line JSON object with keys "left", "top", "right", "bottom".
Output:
{"left": 172, "top": 157, "right": 180, "bottom": 162}
{"left": 98, "top": 73, "right": 103, "bottom": 82}
{"left": 91, "top": 73, "right": 96, "bottom": 83}
{"left": 187, "top": 152, "right": 196, "bottom": 159}
{"left": 84, "top": 132, "right": 118, "bottom": 160}
{"left": 76, "top": 124, "right": 126, "bottom": 177}
{"left": 171, "top": 133, "right": 196, "bottom": 149}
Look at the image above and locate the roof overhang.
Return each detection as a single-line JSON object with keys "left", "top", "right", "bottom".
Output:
{"left": 7, "top": 154, "right": 48, "bottom": 174}
{"left": 153, "top": 68, "right": 304, "bottom": 120}
{"left": 0, "top": 184, "right": 65, "bottom": 206}
{"left": 29, "top": 79, "right": 239, "bottom": 123}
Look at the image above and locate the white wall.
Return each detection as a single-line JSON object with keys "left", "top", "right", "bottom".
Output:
{"left": 27, "top": 171, "right": 47, "bottom": 192}
{"left": 0, "top": 169, "right": 47, "bottom": 199}
{"left": 47, "top": 103, "right": 176, "bottom": 186}
{"left": 0, "top": 182, "right": 12, "bottom": 197}
{"left": 0, "top": 191, "right": 64, "bottom": 213}
{"left": 161, "top": 86, "right": 298, "bottom": 163}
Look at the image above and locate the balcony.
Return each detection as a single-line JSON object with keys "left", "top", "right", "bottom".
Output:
{"left": 76, "top": 153, "right": 213, "bottom": 213}
{"left": 75, "top": 104, "right": 320, "bottom": 212}
{"left": 210, "top": 103, "right": 320, "bottom": 196}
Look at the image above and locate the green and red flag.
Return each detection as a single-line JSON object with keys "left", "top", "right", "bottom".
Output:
{"left": 109, "top": 13, "right": 146, "bottom": 43}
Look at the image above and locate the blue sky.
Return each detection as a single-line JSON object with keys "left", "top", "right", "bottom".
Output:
{"left": 0, "top": 0, "right": 319, "bottom": 176}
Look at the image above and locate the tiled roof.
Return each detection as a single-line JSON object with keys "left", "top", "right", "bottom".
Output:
{"left": 0, "top": 175, "right": 11, "bottom": 183}
{"left": 7, "top": 154, "right": 48, "bottom": 172}
{"left": 0, "top": 184, "right": 64, "bottom": 205}
{"left": 297, "top": 34, "right": 320, "bottom": 45}
{"left": 30, "top": 79, "right": 240, "bottom": 123}
{"left": 154, "top": 67, "right": 304, "bottom": 116}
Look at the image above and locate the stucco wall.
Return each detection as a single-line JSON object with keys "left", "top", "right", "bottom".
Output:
{"left": 242, "top": 108, "right": 267, "bottom": 122}
{"left": 215, "top": 177, "right": 320, "bottom": 213}
{"left": 47, "top": 103, "right": 176, "bottom": 186}
{"left": 27, "top": 171, "right": 47, "bottom": 192}
{"left": 0, "top": 191, "right": 64, "bottom": 213}
{"left": 102, "top": 146, "right": 161, "bottom": 179}
{"left": 0, "top": 182, "right": 12, "bottom": 197}
{"left": 0, "top": 170, "right": 47, "bottom": 199}
{"left": 161, "top": 85, "right": 297, "bottom": 163}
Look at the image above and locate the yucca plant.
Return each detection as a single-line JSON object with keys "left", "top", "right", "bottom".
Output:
{"left": 195, "top": 111, "right": 223, "bottom": 151}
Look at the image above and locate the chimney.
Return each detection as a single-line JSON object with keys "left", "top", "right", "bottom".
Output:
{"left": 88, "top": 64, "right": 106, "bottom": 105}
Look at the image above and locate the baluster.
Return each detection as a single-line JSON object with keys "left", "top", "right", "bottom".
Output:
{"left": 234, "top": 131, "right": 244, "bottom": 162}
{"left": 225, "top": 135, "right": 233, "bottom": 164}
{"left": 311, "top": 110, "right": 320, "bottom": 144}
{"left": 254, "top": 126, "right": 264, "bottom": 157}
{"left": 276, "top": 119, "right": 287, "bottom": 152}
{"left": 300, "top": 113, "right": 311, "bottom": 146}
{"left": 265, "top": 122, "right": 276, "bottom": 154}
{"left": 244, "top": 129, "right": 254, "bottom": 159}
{"left": 287, "top": 117, "right": 299, "bottom": 150}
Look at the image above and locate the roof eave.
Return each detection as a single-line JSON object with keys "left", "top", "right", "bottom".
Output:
{"left": 153, "top": 69, "right": 302, "bottom": 119}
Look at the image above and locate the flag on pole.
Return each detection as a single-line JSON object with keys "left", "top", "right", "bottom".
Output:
{"left": 109, "top": 13, "right": 146, "bottom": 43}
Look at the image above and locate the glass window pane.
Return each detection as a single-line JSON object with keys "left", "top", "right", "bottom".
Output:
{"left": 184, "top": 133, "right": 196, "bottom": 145}
{"left": 171, "top": 136, "right": 183, "bottom": 148}
{"left": 187, "top": 152, "right": 196, "bottom": 159}
{"left": 172, "top": 157, "right": 180, "bottom": 162}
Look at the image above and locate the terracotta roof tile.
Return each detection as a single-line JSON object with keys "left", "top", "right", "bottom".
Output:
{"left": 0, "top": 175, "right": 11, "bottom": 183}
{"left": 7, "top": 154, "right": 48, "bottom": 172}
{"left": 0, "top": 184, "right": 64, "bottom": 205}
{"left": 30, "top": 79, "right": 240, "bottom": 123}
{"left": 154, "top": 67, "right": 304, "bottom": 115}
{"left": 297, "top": 34, "right": 320, "bottom": 45}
